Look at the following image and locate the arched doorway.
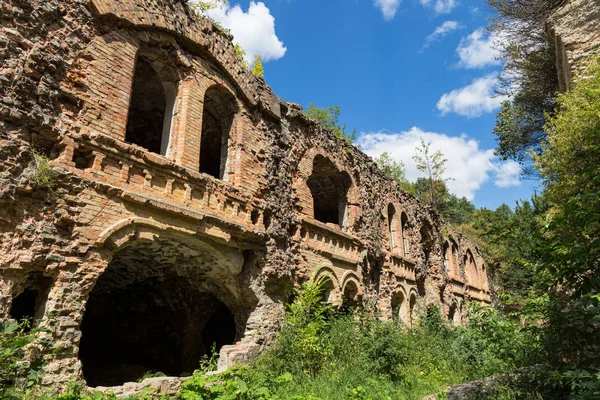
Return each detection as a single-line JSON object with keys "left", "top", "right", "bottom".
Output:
{"left": 79, "top": 237, "right": 241, "bottom": 387}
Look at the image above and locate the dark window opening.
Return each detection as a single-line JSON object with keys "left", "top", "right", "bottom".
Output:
{"left": 387, "top": 204, "right": 397, "bottom": 252}
{"left": 307, "top": 155, "right": 351, "bottom": 227}
{"left": 250, "top": 210, "right": 260, "bottom": 225}
{"left": 409, "top": 295, "right": 417, "bottom": 327}
{"left": 420, "top": 225, "right": 433, "bottom": 264}
{"left": 263, "top": 210, "right": 272, "bottom": 230}
{"left": 10, "top": 274, "right": 51, "bottom": 329}
{"left": 10, "top": 289, "right": 38, "bottom": 328}
{"left": 342, "top": 281, "right": 359, "bottom": 310}
{"left": 73, "top": 147, "right": 95, "bottom": 170}
{"left": 391, "top": 292, "right": 405, "bottom": 323}
{"left": 79, "top": 243, "right": 237, "bottom": 387}
{"left": 200, "top": 86, "right": 236, "bottom": 180}
{"left": 448, "top": 305, "right": 457, "bottom": 324}
{"left": 125, "top": 56, "right": 178, "bottom": 156}
{"left": 318, "top": 277, "right": 334, "bottom": 304}
{"left": 401, "top": 213, "right": 409, "bottom": 257}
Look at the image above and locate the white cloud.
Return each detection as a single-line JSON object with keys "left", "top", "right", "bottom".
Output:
{"left": 457, "top": 28, "right": 503, "bottom": 69}
{"left": 493, "top": 161, "right": 521, "bottom": 188}
{"left": 419, "top": 0, "right": 458, "bottom": 15}
{"left": 357, "top": 127, "right": 522, "bottom": 200}
{"left": 422, "top": 21, "right": 464, "bottom": 49}
{"left": 374, "top": 0, "right": 402, "bottom": 20}
{"left": 437, "top": 74, "right": 507, "bottom": 118}
{"left": 204, "top": 2, "right": 286, "bottom": 63}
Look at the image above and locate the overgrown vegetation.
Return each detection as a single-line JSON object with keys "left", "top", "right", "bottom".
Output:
{"left": 305, "top": 104, "right": 357, "bottom": 144}
{"left": 177, "top": 280, "right": 538, "bottom": 400}
{"left": 25, "top": 149, "right": 57, "bottom": 194}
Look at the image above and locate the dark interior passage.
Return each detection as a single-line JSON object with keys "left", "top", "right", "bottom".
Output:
{"left": 10, "top": 289, "right": 38, "bottom": 327}
{"left": 200, "top": 86, "right": 236, "bottom": 179}
{"left": 79, "top": 243, "right": 237, "bottom": 387}
{"left": 10, "top": 273, "right": 52, "bottom": 329}
{"left": 307, "top": 155, "right": 351, "bottom": 227}
{"left": 125, "top": 56, "right": 174, "bottom": 155}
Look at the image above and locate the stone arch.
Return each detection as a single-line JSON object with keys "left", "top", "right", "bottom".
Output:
{"left": 391, "top": 286, "right": 409, "bottom": 324}
{"left": 125, "top": 47, "right": 181, "bottom": 157}
{"left": 306, "top": 155, "right": 353, "bottom": 228}
{"left": 80, "top": 218, "right": 250, "bottom": 387}
{"left": 340, "top": 272, "right": 362, "bottom": 308}
{"left": 448, "top": 299, "right": 462, "bottom": 325}
{"left": 464, "top": 249, "right": 478, "bottom": 287}
{"left": 199, "top": 84, "right": 238, "bottom": 181}
{"left": 408, "top": 290, "right": 418, "bottom": 327}
{"left": 312, "top": 264, "right": 341, "bottom": 304}
{"left": 296, "top": 149, "right": 358, "bottom": 229}
{"left": 450, "top": 239, "right": 460, "bottom": 279}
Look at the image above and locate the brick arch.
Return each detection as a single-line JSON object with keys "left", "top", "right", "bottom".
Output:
{"left": 296, "top": 149, "right": 358, "bottom": 229}
{"left": 198, "top": 83, "right": 239, "bottom": 182}
{"left": 89, "top": 0, "right": 279, "bottom": 117}
{"left": 391, "top": 286, "right": 409, "bottom": 323}
{"left": 311, "top": 264, "right": 341, "bottom": 303}
{"left": 340, "top": 272, "right": 362, "bottom": 296}
{"left": 464, "top": 249, "right": 479, "bottom": 288}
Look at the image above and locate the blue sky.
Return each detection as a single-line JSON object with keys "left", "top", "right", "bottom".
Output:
{"left": 204, "top": 0, "right": 541, "bottom": 210}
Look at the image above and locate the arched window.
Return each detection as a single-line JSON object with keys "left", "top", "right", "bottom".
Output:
{"left": 420, "top": 224, "right": 433, "bottom": 264}
{"left": 125, "top": 54, "right": 178, "bottom": 156}
{"left": 391, "top": 291, "right": 406, "bottom": 324}
{"left": 465, "top": 250, "right": 477, "bottom": 285}
{"left": 342, "top": 281, "right": 359, "bottom": 309}
{"left": 409, "top": 294, "right": 417, "bottom": 327}
{"left": 200, "top": 86, "right": 236, "bottom": 180}
{"left": 451, "top": 242, "right": 459, "bottom": 277}
{"left": 307, "top": 155, "right": 351, "bottom": 228}
{"left": 387, "top": 204, "right": 398, "bottom": 252}
{"left": 401, "top": 212, "right": 409, "bottom": 257}
{"left": 443, "top": 241, "right": 450, "bottom": 273}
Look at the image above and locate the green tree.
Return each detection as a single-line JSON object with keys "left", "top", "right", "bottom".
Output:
{"left": 412, "top": 139, "right": 452, "bottom": 211}
{"left": 252, "top": 55, "right": 264, "bottom": 79}
{"left": 486, "top": 0, "right": 561, "bottom": 171}
{"left": 374, "top": 152, "right": 412, "bottom": 193}
{"left": 305, "top": 103, "right": 357, "bottom": 144}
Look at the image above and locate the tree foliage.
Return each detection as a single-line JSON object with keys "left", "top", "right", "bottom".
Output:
{"left": 252, "top": 55, "right": 265, "bottom": 79}
{"left": 305, "top": 104, "right": 357, "bottom": 144}
{"left": 487, "top": 0, "right": 562, "bottom": 172}
{"left": 374, "top": 152, "right": 410, "bottom": 191}
{"left": 412, "top": 139, "right": 452, "bottom": 211}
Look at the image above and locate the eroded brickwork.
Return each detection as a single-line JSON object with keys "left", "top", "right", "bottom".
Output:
{"left": 1, "top": 0, "right": 490, "bottom": 387}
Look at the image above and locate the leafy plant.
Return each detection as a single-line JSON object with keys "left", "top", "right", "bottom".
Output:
{"left": 25, "top": 149, "right": 57, "bottom": 194}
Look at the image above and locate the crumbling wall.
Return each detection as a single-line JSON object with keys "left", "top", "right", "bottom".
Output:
{"left": 549, "top": 0, "right": 600, "bottom": 91}
{"left": 0, "top": 0, "right": 490, "bottom": 388}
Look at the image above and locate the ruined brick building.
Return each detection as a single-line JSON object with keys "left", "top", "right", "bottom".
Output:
{"left": 0, "top": 0, "right": 493, "bottom": 387}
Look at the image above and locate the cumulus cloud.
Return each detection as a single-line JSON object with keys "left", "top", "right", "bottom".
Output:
{"left": 374, "top": 0, "right": 402, "bottom": 21}
{"left": 457, "top": 28, "right": 503, "bottom": 69}
{"left": 493, "top": 161, "right": 522, "bottom": 188}
{"left": 419, "top": 0, "right": 459, "bottom": 15}
{"left": 357, "top": 127, "right": 521, "bottom": 200}
{"left": 422, "top": 21, "right": 464, "bottom": 50}
{"left": 204, "top": 1, "right": 286, "bottom": 63}
{"left": 437, "top": 74, "right": 507, "bottom": 118}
